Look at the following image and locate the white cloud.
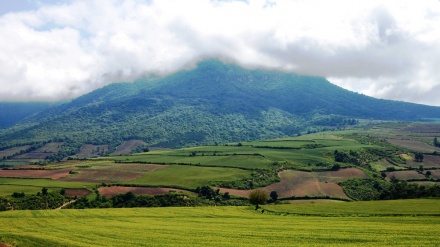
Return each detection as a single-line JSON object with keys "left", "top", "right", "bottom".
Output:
{"left": 0, "top": 0, "right": 439, "bottom": 106}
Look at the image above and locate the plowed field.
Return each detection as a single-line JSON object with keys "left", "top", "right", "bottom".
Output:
{"left": 98, "top": 186, "right": 193, "bottom": 197}
{"left": 219, "top": 168, "right": 367, "bottom": 199}
{"left": 0, "top": 168, "right": 74, "bottom": 179}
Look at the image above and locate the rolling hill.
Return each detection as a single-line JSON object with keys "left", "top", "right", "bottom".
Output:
{"left": 1, "top": 59, "right": 440, "bottom": 159}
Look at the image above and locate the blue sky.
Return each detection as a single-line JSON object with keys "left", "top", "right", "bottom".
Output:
{"left": 1, "top": 0, "right": 440, "bottom": 106}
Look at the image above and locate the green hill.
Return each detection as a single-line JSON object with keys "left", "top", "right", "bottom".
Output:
{"left": 1, "top": 60, "right": 440, "bottom": 159}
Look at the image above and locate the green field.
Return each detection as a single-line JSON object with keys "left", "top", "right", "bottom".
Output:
{"left": 262, "top": 199, "right": 440, "bottom": 216}
{"left": 130, "top": 165, "right": 252, "bottom": 188}
{"left": 0, "top": 178, "right": 95, "bottom": 191}
{"left": 104, "top": 133, "right": 378, "bottom": 170}
{"left": 1, "top": 200, "right": 439, "bottom": 246}
{"left": 0, "top": 185, "right": 54, "bottom": 197}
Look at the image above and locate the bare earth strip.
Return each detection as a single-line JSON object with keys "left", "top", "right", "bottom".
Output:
{"left": 219, "top": 168, "right": 367, "bottom": 199}
{"left": 98, "top": 186, "right": 193, "bottom": 198}
{"left": 0, "top": 168, "right": 74, "bottom": 179}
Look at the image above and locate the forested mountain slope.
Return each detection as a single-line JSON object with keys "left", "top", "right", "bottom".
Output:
{"left": 1, "top": 60, "right": 440, "bottom": 158}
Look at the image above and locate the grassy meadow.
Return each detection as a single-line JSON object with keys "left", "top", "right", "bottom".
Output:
{"left": 130, "top": 165, "right": 253, "bottom": 188}
{"left": 1, "top": 200, "right": 439, "bottom": 246}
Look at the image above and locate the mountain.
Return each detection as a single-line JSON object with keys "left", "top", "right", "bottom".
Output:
{"left": 0, "top": 102, "right": 55, "bottom": 129}
{"left": 1, "top": 59, "right": 440, "bottom": 158}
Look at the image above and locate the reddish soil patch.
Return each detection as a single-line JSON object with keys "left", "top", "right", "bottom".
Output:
{"left": 64, "top": 188, "right": 91, "bottom": 198}
{"left": 406, "top": 154, "right": 440, "bottom": 168}
{"left": 0, "top": 168, "right": 75, "bottom": 179}
{"left": 60, "top": 164, "right": 166, "bottom": 183}
{"left": 112, "top": 140, "right": 147, "bottom": 155}
{"left": 219, "top": 168, "right": 367, "bottom": 200}
{"left": 386, "top": 139, "right": 439, "bottom": 153}
{"left": 0, "top": 242, "right": 12, "bottom": 247}
{"left": 98, "top": 186, "right": 193, "bottom": 198}
{"left": 75, "top": 144, "right": 109, "bottom": 159}
{"left": 386, "top": 170, "right": 425, "bottom": 181}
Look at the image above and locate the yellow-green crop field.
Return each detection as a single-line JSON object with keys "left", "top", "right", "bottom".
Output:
{"left": 1, "top": 200, "right": 439, "bottom": 246}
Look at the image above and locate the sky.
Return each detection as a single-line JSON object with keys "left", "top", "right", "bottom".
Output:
{"left": 0, "top": 0, "right": 440, "bottom": 106}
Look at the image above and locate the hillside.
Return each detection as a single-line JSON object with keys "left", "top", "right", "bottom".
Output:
{"left": 1, "top": 60, "right": 440, "bottom": 159}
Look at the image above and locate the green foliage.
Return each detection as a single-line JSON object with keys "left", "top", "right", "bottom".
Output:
{"left": 415, "top": 152, "right": 424, "bottom": 162}
{"left": 249, "top": 189, "right": 268, "bottom": 209}
{"left": 68, "top": 190, "right": 246, "bottom": 209}
{"left": 340, "top": 178, "right": 389, "bottom": 201}
{"left": 434, "top": 137, "right": 440, "bottom": 147}
{"left": 270, "top": 190, "right": 278, "bottom": 202}
{"left": 0, "top": 192, "right": 67, "bottom": 210}
{"left": 341, "top": 178, "right": 440, "bottom": 201}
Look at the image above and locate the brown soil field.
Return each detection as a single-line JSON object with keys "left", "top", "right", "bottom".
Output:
{"left": 64, "top": 188, "right": 91, "bottom": 198}
{"left": 75, "top": 144, "right": 109, "bottom": 159}
{"left": 386, "top": 170, "right": 425, "bottom": 180}
{"left": 0, "top": 168, "right": 74, "bottom": 179}
{"left": 60, "top": 164, "right": 166, "bottom": 183}
{"left": 406, "top": 154, "right": 440, "bottom": 168}
{"left": 427, "top": 170, "right": 440, "bottom": 179}
{"left": 98, "top": 186, "right": 193, "bottom": 198}
{"left": 219, "top": 168, "right": 367, "bottom": 199}
{"left": 112, "top": 140, "right": 147, "bottom": 155}
{"left": 403, "top": 124, "right": 440, "bottom": 133}
{"left": 0, "top": 145, "right": 31, "bottom": 157}
{"left": 386, "top": 138, "right": 439, "bottom": 152}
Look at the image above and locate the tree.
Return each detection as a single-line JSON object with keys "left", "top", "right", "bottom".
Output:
{"left": 249, "top": 189, "right": 268, "bottom": 210}
{"left": 270, "top": 191, "right": 278, "bottom": 202}
{"left": 415, "top": 153, "right": 424, "bottom": 162}
{"left": 42, "top": 187, "right": 48, "bottom": 196}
